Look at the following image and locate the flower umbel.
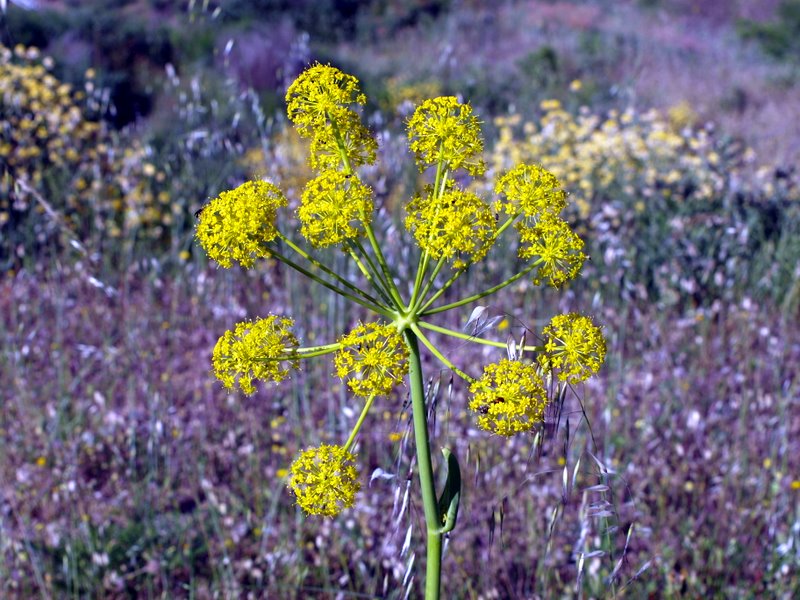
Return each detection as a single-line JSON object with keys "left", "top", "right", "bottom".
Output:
{"left": 407, "top": 96, "right": 485, "bottom": 175}
{"left": 285, "top": 63, "right": 366, "bottom": 137}
{"left": 195, "top": 180, "right": 286, "bottom": 268}
{"left": 308, "top": 110, "right": 377, "bottom": 171}
{"left": 212, "top": 315, "right": 299, "bottom": 395}
{"left": 538, "top": 313, "right": 606, "bottom": 384}
{"left": 298, "top": 170, "right": 374, "bottom": 247}
{"left": 468, "top": 359, "right": 548, "bottom": 436}
{"left": 405, "top": 186, "right": 497, "bottom": 269}
{"left": 494, "top": 163, "right": 567, "bottom": 221}
{"left": 288, "top": 444, "right": 360, "bottom": 517}
{"left": 335, "top": 322, "right": 409, "bottom": 397}
{"left": 518, "top": 215, "right": 586, "bottom": 287}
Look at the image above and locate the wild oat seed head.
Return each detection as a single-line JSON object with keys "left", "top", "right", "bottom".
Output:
{"left": 406, "top": 96, "right": 485, "bottom": 175}
{"left": 288, "top": 444, "right": 360, "bottom": 517}
{"left": 308, "top": 109, "right": 377, "bottom": 170}
{"left": 285, "top": 64, "right": 366, "bottom": 137}
{"left": 468, "top": 359, "right": 548, "bottom": 436}
{"left": 405, "top": 186, "right": 497, "bottom": 269}
{"left": 517, "top": 215, "right": 586, "bottom": 287}
{"left": 298, "top": 170, "right": 374, "bottom": 247}
{"left": 212, "top": 315, "right": 299, "bottom": 395}
{"left": 195, "top": 180, "right": 286, "bottom": 269}
{"left": 494, "top": 163, "right": 567, "bottom": 220}
{"left": 538, "top": 313, "right": 606, "bottom": 384}
{"left": 335, "top": 322, "right": 409, "bottom": 398}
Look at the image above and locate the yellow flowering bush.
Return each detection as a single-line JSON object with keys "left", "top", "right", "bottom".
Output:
{"left": 490, "top": 100, "right": 726, "bottom": 220}
{"left": 196, "top": 63, "right": 606, "bottom": 599}
{"left": 0, "top": 44, "right": 180, "bottom": 256}
{"left": 488, "top": 100, "right": 800, "bottom": 305}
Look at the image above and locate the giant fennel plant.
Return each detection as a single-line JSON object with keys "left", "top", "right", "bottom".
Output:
{"left": 195, "top": 64, "right": 606, "bottom": 599}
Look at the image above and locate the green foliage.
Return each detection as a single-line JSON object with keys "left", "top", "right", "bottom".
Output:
{"left": 738, "top": 0, "right": 800, "bottom": 62}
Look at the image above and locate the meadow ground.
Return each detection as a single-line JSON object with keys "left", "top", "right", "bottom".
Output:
{"left": 2, "top": 0, "right": 800, "bottom": 598}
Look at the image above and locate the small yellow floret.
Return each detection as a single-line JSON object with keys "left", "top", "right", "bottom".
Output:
{"left": 468, "top": 359, "right": 548, "bottom": 436}
{"left": 335, "top": 322, "right": 409, "bottom": 397}
{"left": 212, "top": 315, "right": 299, "bottom": 395}
{"left": 195, "top": 180, "right": 286, "bottom": 268}
{"left": 494, "top": 163, "right": 567, "bottom": 220}
{"left": 517, "top": 215, "right": 585, "bottom": 287}
{"left": 538, "top": 313, "right": 606, "bottom": 384}
{"left": 285, "top": 63, "right": 366, "bottom": 138}
{"left": 406, "top": 96, "right": 485, "bottom": 175}
{"left": 405, "top": 186, "right": 497, "bottom": 268}
{"left": 298, "top": 170, "right": 373, "bottom": 247}
{"left": 288, "top": 444, "right": 360, "bottom": 517}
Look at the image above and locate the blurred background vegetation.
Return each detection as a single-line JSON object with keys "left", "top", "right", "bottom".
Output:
{"left": 1, "top": 0, "right": 799, "bottom": 598}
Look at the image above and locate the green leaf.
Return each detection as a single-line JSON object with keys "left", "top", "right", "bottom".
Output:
{"left": 437, "top": 448, "right": 462, "bottom": 534}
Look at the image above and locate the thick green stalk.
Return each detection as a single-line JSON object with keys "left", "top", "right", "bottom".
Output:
{"left": 404, "top": 330, "right": 443, "bottom": 600}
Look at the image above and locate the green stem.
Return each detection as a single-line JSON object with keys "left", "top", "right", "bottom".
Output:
{"left": 252, "top": 343, "right": 341, "bottom": 363}
{"left": 417, "top": 321, "right": 544, "bottom": 352}
{"left": 418, "top": 216, "right": 518, "bottom": 313}
{"left": 343, "top": 393, "right": 378, "bottom": 453}
{"left": 363, "top": 220, "right": 405, "bottom": 308}
{"left": 411, "top": 257, "right": 446, "bottom": 314}
{"left": 329, "top": 114, "right": 405, "bottom": 308}
{"left": 269, "top": 248, "right": 392, "bottom": 318}
{"left": 403, "top": 330, "right": 443, "bottom": 600}
{"left": 410, "top": 324, "right": 473, "bottom": 383}
{"left": 422, "top": 260, "right": 539, "bottom": 317}
{"left": 350, "top": 239, "right": 399, "bottom": 308}
{"left": 346, "top": 246, "right": 396, "bottom": 308}
{"left": 277, "top": 233, "right": 383, "bottom": 307}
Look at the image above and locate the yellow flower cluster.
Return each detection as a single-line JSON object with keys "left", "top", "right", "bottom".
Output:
{"left": 298, "top": 170, "right": 373, "bottom": 248}
{"left": 286, "top": 63, "right": 366, "bottom": 136}
{"left": 406, "top": 96, "right": 486, "bottom": 176}
{"left": 285, "top": 63, "right": 377, "bottom": 248}
{"left": 334, "top": 322, "right": 409, "bottom": 398}
{"left": 494, "top": 163, "right": 567, "bottom": 221}
{"left": 212, "top": 315, "right": 299, "bottom": 395}
{"left": 196, "top": 180, "right": 287, "bottom": 268}
{"left": 288, "top": 444, "right": 360, "bottom": 517}
{"left": 468, "top": 359, "right": 548, "bottom": 436}
{"left": 493, "top": 162, "right": 585, "bottom": 287}
{"left": 489, "top": 101, "right": 726, "bottom": 219}
{"left": 538, "top": 313, "right": 606, "bottom": 384}
{"left": 308, "top": 109, "right": 377, "bottom": 171}
{"left": 405, "top": 186, "right": 497, "bottom": 269}
{"left": 0, "top": 44, "right": 176, "bottom": 242}
{"left": 518, "top": 215, "right": 586, "bottom": 288}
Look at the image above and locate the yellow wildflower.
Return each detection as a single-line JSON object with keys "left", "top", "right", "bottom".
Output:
{"left": 468, "top": 359, "right": 548, "bottom": 436}
{"left": 405, "top": 185, "right": 497, "bottom": 268}
{"left": 539, "top": 313, "right": 606, "bottom": 384}
{"left": 517, "top": 215, "right": 585, "bottom": 287}
{"left": 285, "top": 63, "right": 366, "bottom": 138}
{"left": 195, "top": 180, "right": 287, "bottom": 268}
{"left": 212, "top": 315, "right": 299, "bottom": 395}
{"left": 298, "top": 170, "right": 373, "bottom": 247}
{"left": 335, "top": 322, "right": 409, "bottom": 397}
{"left": 406, "top": 96, "right": 485, "bottom": 175}
{"left": 289, "top": 444, "right": 360, "bottom": 517}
